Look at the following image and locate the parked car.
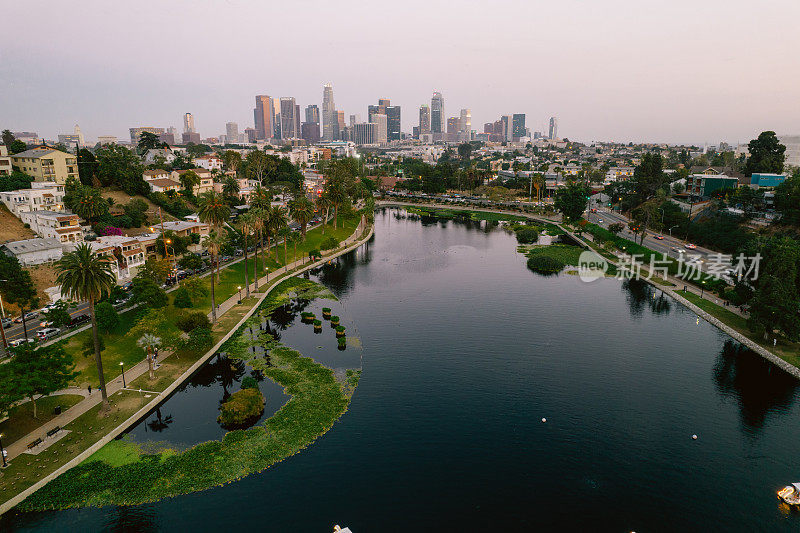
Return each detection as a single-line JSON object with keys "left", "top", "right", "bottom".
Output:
{"left": 1, "top": 317, "right": 13, "bottom": 328}
{"left": 67, "top": 314, "right": 90, "bottom": 328}
{"left": 14, "top": 311, "right": 38, "bottom": 323}
{"left": 37, "top": 327, "right": 61, "bottom": 340}
{"left": 9, "top": 338, "right": 36, "bottom": 347}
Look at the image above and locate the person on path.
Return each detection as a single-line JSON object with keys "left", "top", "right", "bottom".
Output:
{"left": 87, "top": 385, "right": 92, "bottom": 395}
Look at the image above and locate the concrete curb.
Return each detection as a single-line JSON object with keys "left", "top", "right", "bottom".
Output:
{"left": 0, "top": 221, "right": 374, "bottom": 516}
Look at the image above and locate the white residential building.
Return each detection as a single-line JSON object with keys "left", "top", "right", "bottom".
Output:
{"left": 0, "top": 145, "right": 12, "bottom": 176}
{"left": 193, "top": 154, "right": 223, "bottom": 171}
{"left": 143, "top": 148, "right": 176, "bottom": 165}
{"left": 1, "top": 237, "right": 64, "bottom": 266}
{"left": 0, "top": 182, "right": 66, "bottom": 217}
{"left": 20, "top": 211, "right": 83, "bottom": 244}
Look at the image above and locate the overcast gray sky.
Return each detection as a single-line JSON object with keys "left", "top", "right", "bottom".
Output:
{"left": 2, "top": 0, "right": 799, "bottom": 145}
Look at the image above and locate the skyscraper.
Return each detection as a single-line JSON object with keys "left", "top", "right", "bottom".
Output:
{"left": 322, "top": 83, "right": 336, "bottom": 141}
{"left": 371, "top": 114, "right": 387, "bottom": 144}
{"left": 226, "top": 122, "right": 239, "bottom": 144}
{"left": 335, "top": 111, "right": 345, "bottom": 140}
{"left": 419, "top": 105, "right": 430, "bottom": 135}
{"left": 352, "top": 123, "right": 375, "bottom": 145}
{"left": 459, "top": 109, "right": 471, "bottom": 141}
{"left": 295, "top": 104, "right": 301, "bottom": 141}
{"left": 280, "top": 97, "right": 298, "bottom": 139}
{"left": 305, "top": 105, "right": 320, "bottom": 124}
{"left": 431, "top": 92, "right": 445, "bottom": 134}
{"left": 512, "top": 114, "right": 526, "bottom": 140}
{"left": 378, "top": 98, "right": 391, "bottom": 109}
{"left": 549, "top": 117, "right": 558, "bottom": 140}
{"left": 501, "top": 115, "right": 511, "bottom": 141}
{"left": 183, "top": 113, "right": 195, "bottom": 134}
{"left": 386, "top": 106, "right": 401, "bottom": 141}
{"left": 254, "top": 95, "right": 273, "bottom": 140}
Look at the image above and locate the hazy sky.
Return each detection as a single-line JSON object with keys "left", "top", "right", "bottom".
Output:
{"left": 2, "top": 0, "right": 799, "bottom": 145}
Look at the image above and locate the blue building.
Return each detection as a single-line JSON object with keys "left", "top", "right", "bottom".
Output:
{"left": 750, "top": 173, "right": 788, "bottom": 188}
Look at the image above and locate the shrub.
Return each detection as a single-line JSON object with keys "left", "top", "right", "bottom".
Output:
{"left": 241, "top": 376, "right": 258, "bottom": 390}
{"left": 182, "top": 327, "right": 213, "bottom": 352}
{"left": 320, "top": 236, "right": 339, "bottom": 250}
{"left": 526, "top": 255, "right": 565, "bottom": 274}
{"left": 313, "top": 319, "right": 322, "bottom": 326}
{"left": 308, "top": 248, "right": 322, "bottom": 260}
{"left": 176, "top": 311, "right": 211, "bottom": 333}
{"left": 322, "top": 307, "right": 331, "bottom": 314}
{"left": 515, "top": 227, "right": 539, "bottom": 244}
{"left": 217, "top": 388, "right": 265, "bottom": 428}
{"left": 173, "top": 287, "right": 193, "bottom": 308}
{"left": 95, "top": 301, "right": 119, "bottom": 331}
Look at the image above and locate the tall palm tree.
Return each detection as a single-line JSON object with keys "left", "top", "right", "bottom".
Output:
{"left": 268, "top": 205, "right": 288, "bottom": 261}
{"left": 56, "top": 243, "right": 116, "bottom": 411}
{"left": 201, "top": 230, "right": 225, "bottom": 324}
{"left": 325, "top": 178, "right": 348, "bottom": 230}
{"left": 316, "top": 194, "right": 333, "bottom": 235}
{"left": 278, "top": 227, "right": 292, "bottom": 272}
{"left": 238, "top": 211, "right": 255, "bottom": 298}
{"left": 249, "top": 208, "right": 264, "bottom": 290}
{"left": 289, "top": 195, "right": 315, "bottom": 236}
{"left": 137, "top": 334, "right": 162, "bottom": 380}
{"left": 197, "top": 191, "right": 230, "bottom": 323}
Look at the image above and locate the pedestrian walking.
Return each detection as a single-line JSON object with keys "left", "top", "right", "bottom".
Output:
{"left": 87, "top": 385, "right": 92, "bottom": 395}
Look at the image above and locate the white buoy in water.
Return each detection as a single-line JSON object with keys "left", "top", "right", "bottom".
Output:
{"left": 692, "top": 434, "right": 698, "bottom": 440}
{"left": 541, "top": 418, "right": 547, "bottom": 423}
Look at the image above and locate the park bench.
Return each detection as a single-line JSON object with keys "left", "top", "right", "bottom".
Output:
{"left": 27, "top": 438, "right": 42, "bottom": 449}
{"left": 46, "top": 426, "right": 61, "bottom": 438}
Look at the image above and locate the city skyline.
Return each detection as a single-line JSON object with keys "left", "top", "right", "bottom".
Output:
{"left": 2, "top": 0, "right": 799, "bottom": 145}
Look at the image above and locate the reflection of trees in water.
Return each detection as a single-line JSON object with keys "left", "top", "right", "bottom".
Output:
{"left": 621, "top": 278, "right": 671, "bottom": 318}
{"left": 189, "top": 353, "right": 246, "bottom": 402}
{"left": 146, "top": 407, "right": 173, "bottom": 433}
{"left": 315, "top": 252, "right": 361, "bottom": 298}
{"left": 270, "top": 298, "right": 311, "bottom": 331}
{"left": 107, "top": 505, "right": 158, "bottom": 532}
{"left": 713, "top": 340, "right": 798, "bottom": 432}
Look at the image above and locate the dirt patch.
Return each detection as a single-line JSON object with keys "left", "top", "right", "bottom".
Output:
{"left": 0, "top": 204, "right": 36, "bottom": 244}
{"left": 27, "top": 263, "right": 59, "bottom": 307}
{"left": 101, "top": 189, "right": 178, "bottom": 227}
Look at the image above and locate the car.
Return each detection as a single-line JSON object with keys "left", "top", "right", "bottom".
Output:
{"left": 1, "top": 317, "right": 12, "bottom": 328}
{"left": 671, "top": 246, "right": 682, "bottom": 252}
{"left": 655, "top": 235, "right": 664, "bottom": 240}
{"left": 37, "top": 327, "right": 61, "bottom": 340}
{"left": 9, "top": 338, "right": 36, "bottom": 347}
{"left": 684, "top": 243, "right": 697, "bottom": 249}
{"left": 14, "top": 311, "right": 38, "bottom": 323}
{"left": 67, "top": 314, "right": 90, "bottom": 328}
{"left": 597, "top": 219, "right": 603, "bottom": 223}
{"left": 40, "top": 320, "right": 54, "bottom": 328}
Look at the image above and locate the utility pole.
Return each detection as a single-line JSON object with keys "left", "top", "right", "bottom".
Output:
{"left": 159, "top": 207, "right": 169, "bottom": 262}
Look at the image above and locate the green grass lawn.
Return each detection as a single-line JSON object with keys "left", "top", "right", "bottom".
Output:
{"left": 524, "top": 244, "right": 584, "bottom": 266}
{"left": 0, "top": 395, "right": 84, "bottom": 446}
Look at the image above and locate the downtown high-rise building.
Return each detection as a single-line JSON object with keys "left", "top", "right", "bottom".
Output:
{"left": 549, "top": 117, "right": 558, "bottom": 140}
{"left": 512, "top": 114, "right": 526, "bottom": 140}
{"left": 280, "top": 97, "right": 298, "bottom": 139}
{"left": 183, "top": 112, "right": 195, "bottom": 134}
{"left": 371, "top": 114, "right": 388, "bottom": 144}
{"left": 419, "top": 105, "right": 430, "bottom": 135}
{"left": 322, "top": 83, "right": 336, "bottom": 141}
{"left": 459, "top": 109, "right": 471, "bottom": 142}
{"left": 254, "top": 95, "right": 274, "bottom": 140}
{"left": 431, "top": 92, "right": 445, "bottom": 134}
{"left": 386, "top": 106, "right": 401, "bottom": 141}
{"left": 336, "top": 111, "right": 346, "bottom": 140}
{"left": 305, "top": 105, "right": 320, "bottom": 124}
{"left": 447, "top": 117, "right": 460, "bottom": 135}
{"left": 352, "top": 122, "right": 375, "bottom": 145}
{"left": 226, "top": 122, "right": 239, "bottom": 144}
{"left": 501, "top": 115, "right": 511, "bottom": 141}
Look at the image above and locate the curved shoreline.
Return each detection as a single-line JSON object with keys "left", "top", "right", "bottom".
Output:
{"left": 0, "top": 221, "right": 375, "bottom": 515}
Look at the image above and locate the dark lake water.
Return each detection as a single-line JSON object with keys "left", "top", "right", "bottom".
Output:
{"left": 6, "top": 207, "right": 800, "bottom": 532}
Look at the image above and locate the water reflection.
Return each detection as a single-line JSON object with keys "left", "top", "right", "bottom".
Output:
{"left": 621, "top": 278, "right": 672, "bottom": 318}
{"left": 103, "top": 505, "right": 158, "bottom": 533}
{"left": 713, "top": 340, "right": 798, "bottom": 432}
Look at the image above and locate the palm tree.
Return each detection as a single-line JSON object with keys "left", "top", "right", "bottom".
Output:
{"left": 268, "top": 205, "right": 288, "bottom": 261}
{"left": 197, "top": 191, "right": 230, "bottom": 323}
{"left": 222, "top": 175, "right": 240, "bottom": 200}
{"left": 278, "top": 227, "right": 292, "bottom": 272}
{"left": 201, "top": 229, "right": 225, "bottom": 324}
{"left": 56, "top": 243, "right": 116, "bottom": 411}
{"left": 316, "top": 195, "right": 332, "bottom": 235}
{"left": 137, "top": 334, "right": 162, "bottom": 380}
{"left": 249, "top": 208, "right": 264, "bottom": 290}
{"left": 238, "top": 211, "right": 255, "bottom": 298}
{"left": 289, "top": 231, "right": 303, "bottom": 266}
{"left": 289, "top": 195, "right": 315, "bottom": 236}
{"left": 325, "top": 178, "right": 348, "bottom": 230}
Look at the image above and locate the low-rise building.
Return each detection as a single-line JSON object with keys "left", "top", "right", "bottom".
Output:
{"left": 0, "top": 182, "right": 66, "bottom": 216}
{"left": 0, "top": 145, "right": 12, "bottom": 176}
{"left": 20, "top": 211, "right": 83, "bottom": 244}
{"left": 1, "top": 237, "right": 63, "bottom": 266}
{"left": 171, "top": 168, "right": 213, "bottom": 196}
{"left": 749, "top": 173, "right": 788, "bottom": 189}
{"left": 686, "top": 174, "right": 739, "bottom": 197}
{"left": 10, "top": 147, "right": 78, "bottom": 184}
{"left": 142, "top": 148, "right": 176, "bottom": 165}
{"left": 193, "top": 154, "right": 223, "bottom": 171}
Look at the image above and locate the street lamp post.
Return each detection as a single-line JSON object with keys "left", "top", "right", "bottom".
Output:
{"left": 120, "top": 362, "right": 126, "bottom": 388}
{"left": 237, "top": 286, "right": 242, "bottom": 304}
{"left": 668, "top": 225, "right": 679, "bottom": 237}
{"left": 0, "top": 280, "right": 7, "bottom": 350}
{"left": 700, "top": 280, "right": 706, "bottom": 299}
{"left": 0, "top": 433, "right": 7, "bottom": 467}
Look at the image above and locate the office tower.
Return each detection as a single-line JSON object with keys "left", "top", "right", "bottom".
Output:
{"left": 447, "top": 117, "right": 460, "bottom": 135}
{"left": 350, "top": 114, "right": 361, "bottom": 127}
{"left": 295, "top": 105, "right": 301, "bottom": 140}
{"left": 352, "top": 123, "right": 375, "bottom": 145}
{"left": 386, "top": 106, "right": 401, "bottom": 141}
{"left": 58, "top": 124, "right": 85, "bottom": 148}
{"left": 305, "top": 105, "right": 320, "bottom": 125}
{"left": 254, "top": 95, "right": 273, "bottom": 140}
{"left": 549, "top": 117, "right": 558, "bottom": 140}
{"left": 378, "top": 98, "right": 391, "bottom": 108}
{"left": 500, "top": 115, "right": 512, "bottom": 141}
{"left": 183, "top": 113, "right": 195, "bottom": 134}
{"left": 459, "top": 109, "right": 471, "bottom": 141}
{"left": 419, "top": 105, "right": 431, "bottom": 135}
{"left": 335, "top": 111, "right": 345, "bottom": 140}
{"left": 273, "top": 99, "right": 281, "bottom": 138}
{"left": 483, "top": 123, "right": 493, "bottom": 134}
{"left": 371, "top": 114, "right": 387, "bottom": 144}
{"left": 512, "top": 114, "right": 526, "bottom": 140}
{"left": 322, "top": 83, "right": 336, "bottom": 141}
{"left": 431, "top": 92, "right": 445, "bottom": 134}
{"left": 280, "top": 97, "right": 298, "bottom": 139}
{"left": 226, "top": 122, "right": 239, "bottom": 144}
{"left": 245, "top": 128, "right": 257, "bottom": 143}
{"left": 182, "top": 131, "right": 200, "bottom": 144}
{"left": 412, "top": 126, "right": 420, "bottom": 138}
{"left": 301, "top": 122, "right": 320, "bottom": 144}
{"left": 129, "top": 127, "right": 164, "bottom": 145}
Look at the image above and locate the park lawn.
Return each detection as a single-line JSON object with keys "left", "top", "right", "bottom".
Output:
{"left": 680, "top": 291, "right": 800, "bottom": 368}
{"left": 0, "top": 395, "right": 84, "bottom": 446}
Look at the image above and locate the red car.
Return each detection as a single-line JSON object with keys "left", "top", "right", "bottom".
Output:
{"left": 655, "top": 235, "right": 664, "bottom": 240}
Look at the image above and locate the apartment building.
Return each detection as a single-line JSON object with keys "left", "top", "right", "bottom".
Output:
{"left": 0, "top": 182, "right": 66, "bottom": 216}
{"left": 193, "top": 154, "right": 223, "bottom": 171}
{"left": 10, "top": 147, "right": 78, "bottom": 184}
{"left": 21, "top": 211, "right": 83, "bottom": 244}
{"left": 171, "top": 168, "right": 213, "bottom": 196}
{"left": 0, "top": 145, "right": 12, "bottom": 176}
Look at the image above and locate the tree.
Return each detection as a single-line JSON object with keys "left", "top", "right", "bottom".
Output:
{"left": 3, "top": 343, "right": 77, "bottom": 419}
{"left": 178, "top": 253, "right": 203, "bottom": 271}
{"left": 554, "top": 182, "right": 590, "bottom": 222}
{"left": 173, "top": 286, "right": 193, "bottom": 308}
{"left": 745, "top": 131, "right": 786, "bottom": 177}
{"left": 94, "top": 301, "right": 119, "bottom": 331}
{"left": 137, "top": 334, "right": 162, "bottom": 380}
{"left": 458, "top": 143, "right": 473, "bottom": 164}
{"left": 96, "top": 144, "right": 146, "bottom": 195}
{"left": 608, "top": 222, "right": 624, "bottom": 235}
{"left": 175, "top": 311, "right": 211, "bottom": 333}
{"left": 137, "top": 131, "right": 162, "bottom": 154}
{"left": 77, "top": 148, "right": 100, "bottom": 186}
{"left": 245, "top": 150, "right": 274, "bottom": 183}
{"left": 67, "top": 184, "right": 109, "bottom": 221}
{"left": 42, "top": 300, "right": 72, "bottom": 329}
{"left": 1, "top": 129, "right": 14, "bottom": 149}
{"left": 56, "top": 244, "right": 116, "bottom": 411}
{"left": 746, "top": 236, "right": 800, "bottom": 341}
{"left": 198, "top": 191, "right": 230, "bottom": 323}
{"left": 269, "top": 206, "right": 288, "bottom": 262}
{"left": 130, "top": 276, "right": 168, "bottom": 309}
{"left": 316, "top": 194, "right": 332, "bottom": 235}
{"left": 9, "top": 139, "right": 27, "bottom": 155}
{"left": 138, "top": 258, "right": 171, "bottom": 285}
{"left": 289, "top": 194, "right": 315, "bottom": 236}
{"left": 237, "top": 211, "right": 255, "bottom": 298}
{"left": 222, "top": 175, "right": 240, "bottom": 201}
{"left": 774, "top": 170, "right": 800, "bottom": 226}
{"left": 223, "top": 151, "right": 242, "bottom": 174}
{"left": 0, "top": 254, "right": 39, "bottom": 341}
{"left": 179, "top": 170, "right": 200, "bottom": 196}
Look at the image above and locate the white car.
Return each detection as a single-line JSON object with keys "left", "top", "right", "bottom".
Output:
{"left": 37, "top": 327, "right": 61, "bottom": 340}
{"left": 9, "top": 338, "right": 36, "bottom": 347}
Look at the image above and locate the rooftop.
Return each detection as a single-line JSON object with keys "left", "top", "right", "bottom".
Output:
{"left": 2, "top": 237, "right": 62, "bottom": 254}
